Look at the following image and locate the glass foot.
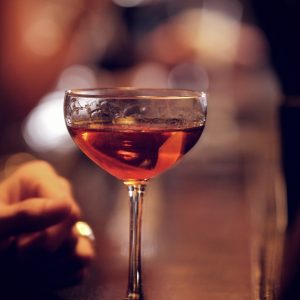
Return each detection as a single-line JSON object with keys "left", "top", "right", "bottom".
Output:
{"left": 126, "top": 292, "right": 144, "bottom": 300}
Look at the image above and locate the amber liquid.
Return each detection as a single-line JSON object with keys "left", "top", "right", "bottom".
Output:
{"left": 68, "top": 124, "right": 203, "bottom": 183}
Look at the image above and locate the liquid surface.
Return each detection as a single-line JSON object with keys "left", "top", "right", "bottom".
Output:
{"left": 68, "top": 124, "right": 204, "bottom": 182}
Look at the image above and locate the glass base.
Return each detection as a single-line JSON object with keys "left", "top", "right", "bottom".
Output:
{"left": 125, "top": 292, "right": 144, "bottom": 300}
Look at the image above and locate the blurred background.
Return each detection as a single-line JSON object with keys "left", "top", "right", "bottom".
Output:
{"left": 0, "top": 0, "right": 281, "bottom": 185}
{"left": 0, "top": 0, "right": 281, "bottom": 154}
{"left": 0, "top": 0, "right": 291, "bottom": 299}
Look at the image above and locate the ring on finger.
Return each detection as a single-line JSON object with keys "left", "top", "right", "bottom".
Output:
{"left": 74, "top": 221, "right": 95, "bottom": 242}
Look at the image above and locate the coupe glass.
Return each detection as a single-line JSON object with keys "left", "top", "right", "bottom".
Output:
{"left": 64, "top": 88, "right": 207, "bottom": 299}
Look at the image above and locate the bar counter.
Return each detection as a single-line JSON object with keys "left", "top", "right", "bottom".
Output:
{"left": 3, "top": 119, "right": 287, "bottom": 300}
{"left": 65, "top": 122, "right": 283, "bottom": 300}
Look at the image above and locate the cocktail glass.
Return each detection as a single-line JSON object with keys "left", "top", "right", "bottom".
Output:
{"left": 64, "top": 88, "right": 207, "bottom": 299}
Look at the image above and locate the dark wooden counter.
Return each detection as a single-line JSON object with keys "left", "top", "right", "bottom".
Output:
{"left": 2, "top": 122, "right": 288, "bottom": 300}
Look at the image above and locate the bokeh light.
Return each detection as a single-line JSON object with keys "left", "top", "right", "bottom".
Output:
{"left": 56, "top": 64, "right": 98, "bottom": 90}
{"left": 131, "top": 62, "right": 168, "bottom": 88}
{"left": 23, "top": 63, "right": 98, "bottom": 153}
{"left": 22, "top": 91, "right": 73, "bottom": 153}
{"left": 168, "top": 62, "right": 209, "bottom": 91}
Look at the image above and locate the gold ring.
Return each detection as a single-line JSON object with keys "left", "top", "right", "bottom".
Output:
{"left": 74, "top": 221, "right": 95, "bottom": 242}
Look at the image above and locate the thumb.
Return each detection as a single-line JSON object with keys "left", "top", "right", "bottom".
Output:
{"left": 0, "top": 198, "right": 72, "bottom": 239}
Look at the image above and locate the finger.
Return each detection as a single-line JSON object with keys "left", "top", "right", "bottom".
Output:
{"left": 15, "top": 232, "right": 43, "bottom": 256}
{"left": 35, "top": 197, "right": 80, "bottom": 252}
{"left": 1, "top": 161, "right": 76, "bottom": 204}
{"left": 52, "top": 226, "right": 95, "bottom": 265}
{"left": 11, "top": 201, "right": 80, "bottom": 256}
{"left": 17, "top": 216, "right": 79, "bottom": 255}
{"left": 34, "top": 174, "right": 74, "bottom": 202}
{"left": 41, "top": 218, "right": 77, "bottom": 252}
{"left": 0, "top": 198, "right": 71, "bottom": 238}
{"left": 44, "top": 233, "right": 95, "bottom": 270}
{"left": 0, "top": 160, "right": 81, "bottom": 249}
{"left": 74, "top": 234, "right": 95, "bottom": 265}
{"left": 41, "top": 187, "right": 81, "bottom": 251}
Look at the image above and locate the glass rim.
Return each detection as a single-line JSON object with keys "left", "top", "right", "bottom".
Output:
{"left": 65, "top": 87, "right": 206, "bottom": 100}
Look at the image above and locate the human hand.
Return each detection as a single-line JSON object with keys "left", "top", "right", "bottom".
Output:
{"left": 0, "top": 160, "right": 95, "bottom": 289}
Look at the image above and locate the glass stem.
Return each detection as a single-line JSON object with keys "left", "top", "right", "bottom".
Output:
{"left": 126, "top": 183, "right": 146, "bottom": 300}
